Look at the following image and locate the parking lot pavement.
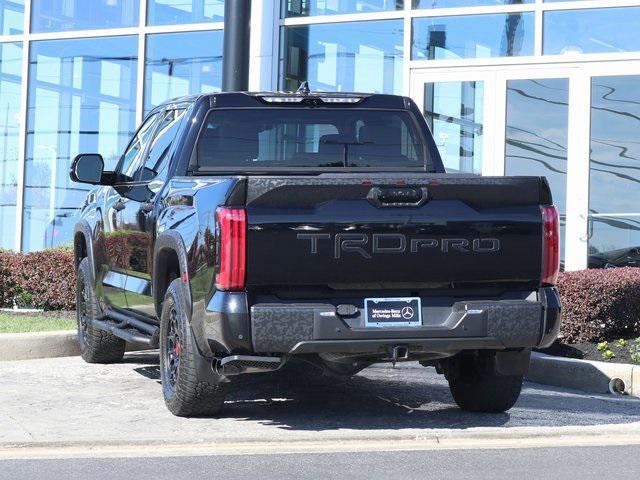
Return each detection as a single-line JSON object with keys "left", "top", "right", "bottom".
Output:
{"left": 5, "top": 445, "right": 640, "bottom": 480}
{"left": 1, "top": 352, "right": 639, "bottom": 450}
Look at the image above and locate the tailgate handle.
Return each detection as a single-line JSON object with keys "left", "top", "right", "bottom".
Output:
{"left": 367, "top": 187, "right": 428, "bottom": 208}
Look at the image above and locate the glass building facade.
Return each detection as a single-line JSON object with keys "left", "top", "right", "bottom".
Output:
{"left": 1, "top": 0, "right": 640, "bottom": 272}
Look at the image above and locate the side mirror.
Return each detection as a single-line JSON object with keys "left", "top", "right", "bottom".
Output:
{"left": 70, "top": 154, "right": 105, "bottom": 185}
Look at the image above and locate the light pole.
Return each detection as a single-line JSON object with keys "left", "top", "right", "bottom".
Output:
{"left": 222, "top": 0, "right": 251, "bottom": 91}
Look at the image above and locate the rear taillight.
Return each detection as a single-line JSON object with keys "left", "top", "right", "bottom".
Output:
{"left": 541, "top": 205, "right": 560, "bottom": 286}
{"left": 215, "top": 207, "right": 246, "bottom": 290}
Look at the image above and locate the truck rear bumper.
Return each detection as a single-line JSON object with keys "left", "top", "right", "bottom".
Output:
{"left": 199, "top": 287, "right": 561, "bottom": 356}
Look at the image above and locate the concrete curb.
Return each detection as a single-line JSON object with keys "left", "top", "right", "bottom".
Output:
{"left": 527, "top": 352, "right": 640, "bottom": 397}
{"left": 0, "top": 331, "right": 153, "bottom": 361}
{"left": 0, "top": 331, "right": 80, "bottom": 361}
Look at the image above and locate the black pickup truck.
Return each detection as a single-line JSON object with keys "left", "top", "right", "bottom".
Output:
{"left": 70, "top": 90, "right": 561, "bottom": 417}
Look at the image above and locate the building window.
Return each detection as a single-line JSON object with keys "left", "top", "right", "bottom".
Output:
{"left": 588, "top": 75, "right": 640, "bottom": 269}
{"left": 505, "top": 78, "right": 569, "bottom": 261}
{"left": 31, "top": 0, "right": 139, "bottom": 33}
{"left": 413, "top": 0, "right": 532, "bottom": 8}
{"left": 280, "top": 20, "right": 404, "bottom": 94}
{"left": 144, "top": 30, "right": 223, "bottom": 114}
{"left": 1, "top": 0, "right": 23, "bottom": 35}
{"left": 544, "top": 7, "right": 640, "bottom": 55}
{"left": 423, "top": 81, "right": 483, "bottom": 174}
{"left": 283, "top": 0, "right": 403, "bottom": 18}
{"left": 412, "top": 12, "right": 534, "bottom": 60}
{"left": 147, "top": 0, "right": 224, "bottom": 26}
{"left": 0, "top": 41, "right": 21, "bottom": 249}
{"left": 23, "top": 36, "right": 138, "bottom": 252}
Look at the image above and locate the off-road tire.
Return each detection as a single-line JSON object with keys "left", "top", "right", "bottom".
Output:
{"left": 76, "top": 258, "right": 126, "bottom": 363}
{"left": 160, "top": 278, "right": 227, "bottom": 417}
{"left": 447, "top": 356, "right": 523, "bottom": 413}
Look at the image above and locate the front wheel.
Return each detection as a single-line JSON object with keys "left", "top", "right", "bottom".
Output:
{"left": 446, "top": 353, "right": 523, "bottom": 413}
{"left": 159, "top": 278, "right": 227, "bottom": 417}
{"left": 76, "top": 258, "right": 125, "bottom": 364}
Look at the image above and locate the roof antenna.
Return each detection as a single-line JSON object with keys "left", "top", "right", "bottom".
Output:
{"left": 297, "top": 81, "right": 310, "bottom": 96}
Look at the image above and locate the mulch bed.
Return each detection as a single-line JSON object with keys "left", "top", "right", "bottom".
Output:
{"left": 538, "top": 341, "right": 639, "bottom": 365}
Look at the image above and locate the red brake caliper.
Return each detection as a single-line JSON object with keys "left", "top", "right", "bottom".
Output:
{"left": 175, "top": 340, "right": 180, "bottom": 357}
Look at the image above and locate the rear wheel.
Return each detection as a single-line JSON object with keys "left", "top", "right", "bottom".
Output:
{"left": 160, "top": 278, "right": 227, "bottom": 417}
{"left": 76, "top": 258, "right": 125, "bottom": 363}
{"left": 445, "top": 353, "right": 523, "bottom": 413}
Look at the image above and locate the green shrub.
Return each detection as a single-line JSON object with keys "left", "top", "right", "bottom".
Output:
{"left": 0, "top": 248, "right": 75, "bottom": 310}
{"left": 557, "top": 268, "right": 640, "bottom": 344}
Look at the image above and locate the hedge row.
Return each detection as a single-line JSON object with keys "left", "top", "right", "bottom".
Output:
{"left": 557, "top": 267, "right": 640, "bottom": 344}
{"left": 1, "top": 248, "right": 640, "bottom": 343}
{"left": 0, "top": 249, "right": 75, "bottom": 311}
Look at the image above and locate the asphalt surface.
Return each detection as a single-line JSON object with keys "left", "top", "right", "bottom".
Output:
{"left": 2, "top": 445, "right": 640, "bottom": 480}
{"left": 1, "top": 352, "right": 640, "bottom": 451}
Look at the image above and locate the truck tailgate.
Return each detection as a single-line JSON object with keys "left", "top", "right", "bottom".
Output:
{"left": 244, "top": 175, "right": 549, "bottom": 289}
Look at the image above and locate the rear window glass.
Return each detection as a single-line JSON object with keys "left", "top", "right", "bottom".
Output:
{"left": 194, "top": 108, "right": 428, "bottom": 170}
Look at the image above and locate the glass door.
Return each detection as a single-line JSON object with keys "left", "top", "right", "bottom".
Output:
{"left": 423, "top": 80, "right": 484, "bottom": 174}
{"left": 411, "top": 71, "right": 495, "bottom": 176}
{"left": 587, "top": 73, "right": 640, "bottom": 269}
{"left": 412, "top": 63, "right": 640, "bottom": 271}
{"left": 502, "top": 75, "right": 570, "bottom": 264}
{"left": 410, "top": 66, "right": 577, "bottom": 266}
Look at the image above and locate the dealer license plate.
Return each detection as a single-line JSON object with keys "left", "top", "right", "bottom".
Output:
{"left": 364, "top": 297, "right": 422, "bottom": 328}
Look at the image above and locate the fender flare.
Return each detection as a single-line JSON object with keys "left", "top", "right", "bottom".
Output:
{"left": 74, "top": 221, "right": 96, "bottom": 285}
{"left": 153, "top": 230, "right": 192, "bottom": 317}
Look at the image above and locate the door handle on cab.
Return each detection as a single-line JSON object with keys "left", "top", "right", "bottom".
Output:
{"left": 367, "top": 186, "right": 429, "bottom": 208}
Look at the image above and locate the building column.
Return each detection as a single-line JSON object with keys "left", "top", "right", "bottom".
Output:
{"left": 248, "top": 0, "right": 278, "bottom": 91}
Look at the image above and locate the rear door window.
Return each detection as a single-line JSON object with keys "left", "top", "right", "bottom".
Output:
{"left": 117, "top": 112, "right": 160, "bottom": 180}
{"left": 139, "top": 108, "right": 187, "bottom": 182}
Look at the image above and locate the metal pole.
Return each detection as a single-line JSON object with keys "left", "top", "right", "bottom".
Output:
{"left": 222, "top": 0, "right": 251, "bottom": 92}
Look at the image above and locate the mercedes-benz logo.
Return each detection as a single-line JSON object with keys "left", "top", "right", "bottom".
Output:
{"left": 401, "top": 306, "right": 414, "bottom": 319}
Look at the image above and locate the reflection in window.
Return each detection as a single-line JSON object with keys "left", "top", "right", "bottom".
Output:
{"left": 145, "top": 31, "right": 223, "bottom": 113}
{"left": 544, "top": 7, "right": 640, "bottom": 55}
{"left": 589, "top": 217, "right": 640, "bottom": 269}
{"left": 141, "top": 109, "right": 186, "bottom": 183}
{"left": 280, "top": 20, "right": 404, "bottom": 94}
{"left": 147, "top": 0, "right": 224, "bottom": 25}
{"left": 23, "top": 36, "right": 137, "bottom": 252}
{"left": 119, "top": 112, "right": 160, "bottom": 179}
{"left": 1, "top": 0, "right": 23, "bottom": 35}
{"left": 0, "top": 42, "right": 21, "bottom": 249}
{"left": 589, "top": 76, "right": 640, "bottom": 269}
{"left": 423, "top": 81, "right": 483, "bottom": 174}
{"left": 31, "top": 0, "right": 139, "bottom": 33}
{"left": 505, "top": 78, "right": 569, "bottom": 260}
{"left": 283, "top": 0, "right": 402, "bottom": 17}
{"left": 413, "top": 0, "right": 531, "bottom": 7}
{"left": 589, "top": 76, "right": 640, "bottom": 215}
{"left": 412, "top": 13, "right": 534, "bottom": 60}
